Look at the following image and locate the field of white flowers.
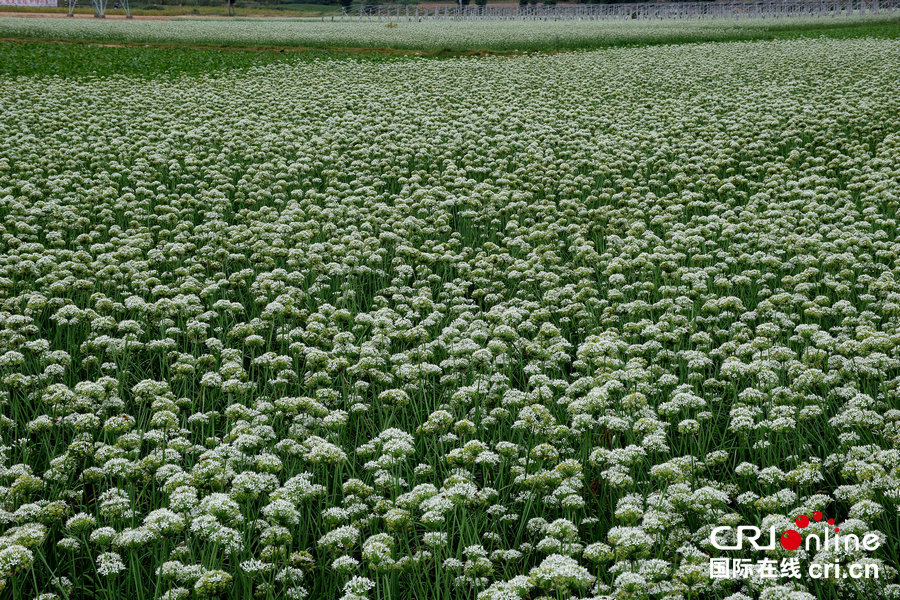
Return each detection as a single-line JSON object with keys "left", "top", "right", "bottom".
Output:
{"left": 0, "top": 14, "right": 891, "bottom": 51}
{"left": 0, "top": 32, "right": 899, "bottom": 600}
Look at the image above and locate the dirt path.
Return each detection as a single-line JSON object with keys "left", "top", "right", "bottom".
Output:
{"left": 0, "top": 34, "right": 528, "bottom": 59}
{"left": 0, "top": 9, "right": 340, "bottom": 18}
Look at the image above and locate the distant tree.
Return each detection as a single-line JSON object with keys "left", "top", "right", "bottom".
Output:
{"left": 339, "top": 0, "right": 351, "bottom": 11}
{"left": 475, "top": 0, "right": 486, "bottom": 6}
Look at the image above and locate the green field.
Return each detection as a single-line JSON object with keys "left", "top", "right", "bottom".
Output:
{"left": 0, "top": 40, "right": 359, "bottom": 79}
{"left": 1, "top": 15, "right": 900, "bottom": 600}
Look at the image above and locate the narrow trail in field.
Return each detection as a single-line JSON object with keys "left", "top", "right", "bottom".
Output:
{"left": 0, "top": 35, "right": 519, "bottom": 58}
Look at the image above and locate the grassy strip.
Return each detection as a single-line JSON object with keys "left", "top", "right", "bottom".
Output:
{"left": 0, "top": 40, "right": 402, "bottom": 78}
{"left": 763, "top": 15, "right": 900, "bottom": 39}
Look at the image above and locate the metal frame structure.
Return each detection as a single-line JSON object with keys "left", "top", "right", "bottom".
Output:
{"left": 67, "top": 0, "right": 131, "bottom": 18}
{"left": 341, "top": 0, "right": 898, "bottom": 20}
